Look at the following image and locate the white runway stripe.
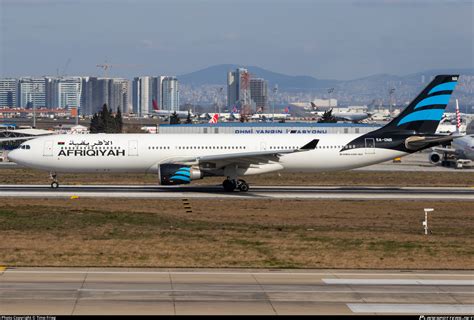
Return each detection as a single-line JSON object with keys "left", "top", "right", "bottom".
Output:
{"left": 324, "top": 279, "right": 474, "bottom": 286}
{"left": 347, "top": 303, "right": 474, "bottom": 314}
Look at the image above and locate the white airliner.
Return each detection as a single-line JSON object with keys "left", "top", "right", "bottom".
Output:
{"left": 310, "top": 103, "right": 372, "bottom": 123}
{"left": 250, "top": 113, "right": 291, "bottom": 121}
{"left": 151, "top": 100, "right": 193, "bottom": 119}
{"left": 311, "top": 109, "right": 371, "bottom": 122}
{"left": 7, "top": 75, "right": 460, "bottom": 192}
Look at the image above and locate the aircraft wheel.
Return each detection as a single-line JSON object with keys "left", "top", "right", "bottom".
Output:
{"left": 238, "top": 180, "right": 249, "bottom": 192}
{"left": 222, "top": 179, "right": 236, "bottom": 192}
{"left": 51, "top": 181, "right": 59, "bottom": 189}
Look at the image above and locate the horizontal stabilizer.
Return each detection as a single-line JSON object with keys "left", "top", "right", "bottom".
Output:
{"left": 405, "top": 135, "right": 461, "bottom": 151}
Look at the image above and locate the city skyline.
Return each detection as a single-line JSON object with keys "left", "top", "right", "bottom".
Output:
{"left": 1, "top": 0, "right": 472, "bottom": 80}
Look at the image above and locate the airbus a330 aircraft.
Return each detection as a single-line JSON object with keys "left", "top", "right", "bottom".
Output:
{"left": 7, "top": 75, "right": 460, "bottom": 192}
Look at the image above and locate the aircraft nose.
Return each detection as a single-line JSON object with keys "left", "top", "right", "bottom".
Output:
{"left": 7, "top": 149, "right": 19, "bottom": 163}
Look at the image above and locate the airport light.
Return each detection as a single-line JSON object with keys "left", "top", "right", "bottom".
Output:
{"left": 389, "top": 88, "right": 395, "bottom": 116}
{"left": 423, "top": 208, "right": 434, "bottom": 235}
{"left": 272, "top": 85, "right": 278, "bottom": 122}
{"left": 32, "top": 84, "right": 40, "bottom": 128}
{"left": 192, "top": 92, "right": 197, "bottom": 115}
{"left": 328, "top": 88, "right": 334, "bottom": 110}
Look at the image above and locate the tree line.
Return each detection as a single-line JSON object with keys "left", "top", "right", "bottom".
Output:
{"left": 89, "top": 104, "right": 123, "bottom": 133}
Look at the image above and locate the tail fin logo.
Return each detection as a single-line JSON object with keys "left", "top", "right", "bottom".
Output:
{"left": 152, "top": 99, "right": 159, "bottom": 111}
{"left": 209, "top": 113, "right": 219, "bottom": 124}
{"left": 396, "top": 75, "right": 458, "bottom": 127}
{"left": 455, "top": 99, "right": 461, "bottom": 134}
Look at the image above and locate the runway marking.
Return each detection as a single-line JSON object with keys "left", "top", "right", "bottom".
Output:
{"left": 72, "top": 289, "right": 473, "bottom": 294}
{"left": 1, "top": 288, "right": 472, "bottom": 295}
{"left": 347, "top": 303, "right": 474, "bottom": 314}
{"left": 0, "top": 184, "right": 473, "bottom": 201}
{"left": 4, "top": 270, "right": 474, "bottom": 277}
{"left": 323, "top": 279, "right": 474, "bottom": 286}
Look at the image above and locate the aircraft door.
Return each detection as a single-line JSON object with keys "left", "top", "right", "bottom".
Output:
{"left": 260, "top": 142, "right": 267, "bottom": 151}
{"left": 128, "top": 140, "right": 138, "bottom": 156}
{"left": 43, "top": 141, "right": 53, "bottom": 156}
{"left": 365, "top": 138, "right": 375, "bottom": 154}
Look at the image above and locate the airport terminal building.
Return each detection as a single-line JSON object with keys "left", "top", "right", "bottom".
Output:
{"left": 158, "top": 122, "right": 382, "bottom": 135}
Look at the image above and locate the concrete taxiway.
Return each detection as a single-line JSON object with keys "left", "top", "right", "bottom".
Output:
{"left": 0, "top": 184, "right": 473, "bottom": 200}
{"left": 0, "top": 268, "right": 472, "bottom": 315}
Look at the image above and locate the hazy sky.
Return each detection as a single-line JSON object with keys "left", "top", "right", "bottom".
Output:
{"left": 1, "top": 0, "right": 473, "bottom": 80}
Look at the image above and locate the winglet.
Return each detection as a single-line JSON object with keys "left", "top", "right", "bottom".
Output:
{"left": 300, "top": 139, "right": 319, "bottom": 150}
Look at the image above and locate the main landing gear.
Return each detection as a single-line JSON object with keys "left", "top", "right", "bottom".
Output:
{"left": 222, "top": 178, "right": 249, "bottom": 192}
{"left": 50, "top": 172, "right": 59, "bottom": 189}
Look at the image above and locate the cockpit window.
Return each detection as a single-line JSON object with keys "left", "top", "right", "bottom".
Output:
{"left": 20, "top": 145, "right": 31, "bottom": 150}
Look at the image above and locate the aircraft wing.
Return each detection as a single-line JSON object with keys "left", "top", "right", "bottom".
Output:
{"left": 0, "top": 136, "right": 43, "bottom": 143}
{"left": 164, "top": 139, "right": 319, "bottom": 167}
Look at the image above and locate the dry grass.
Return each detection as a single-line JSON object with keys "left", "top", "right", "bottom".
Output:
{"left": 0, "top": 198, "right": 472, "bottom": 269}
{"left": 1, "top": 168, "right": 473, "bottom": 186}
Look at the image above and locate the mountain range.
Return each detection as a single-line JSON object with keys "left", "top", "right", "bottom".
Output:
{"left": 179, "top": 64, "right": 341, "bottom": 90}
{"left": 179, "top": 64, "right": 474, "bottom": 93}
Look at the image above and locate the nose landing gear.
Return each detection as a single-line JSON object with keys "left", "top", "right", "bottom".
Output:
{"left": 222, "top": 178, "right": 249, "bottom": 192}
{"left": 50, "top": 172, "right": 59, "bottom": 189}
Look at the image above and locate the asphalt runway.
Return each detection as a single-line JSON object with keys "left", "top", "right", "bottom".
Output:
{"left": 0, "top": 268, "right": 472, "bottom": 315}
{"left": 0, "top": 184, "right": 473, "bottom": 200}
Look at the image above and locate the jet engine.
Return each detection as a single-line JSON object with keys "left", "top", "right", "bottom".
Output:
{"left": 159, "top": 164, "right": 203, "bottom": 185}
{"left": 429, "top": 152, "right": 442, "bottom": 164}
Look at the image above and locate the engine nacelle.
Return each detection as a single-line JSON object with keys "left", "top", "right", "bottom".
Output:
{"left": 429, "top": 152, "right": 442, "bottom": 164}
{"left": 159, "top": 164, "right": 203, "bottom": 185}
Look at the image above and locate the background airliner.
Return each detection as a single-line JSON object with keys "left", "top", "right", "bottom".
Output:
{"left": 310, "top": 103, "right": 372, "bottom": 123}
{"left": 430, "top": 99, "right": 474, "bottom": 166}
{"left": 430, "top": 134, "right": 474, "bottom": 165}
{"left": 151, "top": 99, "right": 194, "bottom": 120}
{"left": 8, "top": 75, "right": 459, "bottom": 192}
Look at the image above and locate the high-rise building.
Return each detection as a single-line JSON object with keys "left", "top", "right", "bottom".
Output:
{"left": 82, "top": 77, "right": 131, "bottom": 115}
{"left": 161, "top": 76, "right": 179, "bottom": 112}
{"left": 109, "top": 78, "right": 131, "bottom": 113}
{"left": 227, "top": 68, "right": 248, "bottom": 108}
{"left": 250, "top": 78, "right": 268, "bottom": 112}
{"left": 18, "top": 77, "right": 46, "bottom": 108}
{"left": 81, "top": 77, "right": 101, "bottom": 115}
{"left": 45, "top": 77, "right": 82, "bottom": 109}
{"left": 132, "top": 76, "right": 160, "bottom": 116}
{"left": 0, "top": 78, "right": 18, "bottom": 107}
{"left": 227, "top": 68, "right": 252, "bottom": 108}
